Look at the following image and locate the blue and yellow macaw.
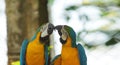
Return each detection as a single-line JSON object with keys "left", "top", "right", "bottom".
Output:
{"left": 51, "top": 25, "right": 87, "bottom": 65}
{"left": 20, "top": 23, "right": 54, "bottom": 65}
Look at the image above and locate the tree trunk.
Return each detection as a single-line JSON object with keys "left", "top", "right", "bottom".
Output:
{"left": 5, "top": 0, "right": 49, "bottom": 64}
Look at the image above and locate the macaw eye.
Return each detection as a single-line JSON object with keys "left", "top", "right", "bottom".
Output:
{"left": 48, "top": 26, "right": 52, "bottom": 30}
{"left": 49, "top": 27, "right": 51, "bottom": 29}
{"left": 58, "top": 30, "right": 62, "bottom": 36}
{"left": 47, "top": 23, "right": 54, "bottom": 34}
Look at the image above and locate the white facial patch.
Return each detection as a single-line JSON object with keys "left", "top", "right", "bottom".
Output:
{"left": 61, "top": 27, "right": 68, "bottom": 41}
{"left": 41, "top": 23, "right": 49, "bottom": 37}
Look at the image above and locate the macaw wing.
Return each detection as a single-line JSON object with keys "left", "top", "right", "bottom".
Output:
{"left": 20, "top": 39, "right": 29, "bottom": 65}
{"left": 44, "top": 45, "right": 49, "bottom": 65}
{"left": 77, "top": 43, "right": 87, "bottom": 65}
{"left": 51, "top": 54, "right": 61, "bottom": 65}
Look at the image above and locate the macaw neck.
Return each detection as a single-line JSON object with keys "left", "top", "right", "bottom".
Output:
{"left": 63, "top": 37, "right": 72, "bottom": 47}
{"left": 40, "top": 33, "right": 50, "bottom": 45}
{"left": 33, "top": 32, "right": 44, "bottom": 44}
{"left": 63, "top": 36, "right": 76, "bottom": 47}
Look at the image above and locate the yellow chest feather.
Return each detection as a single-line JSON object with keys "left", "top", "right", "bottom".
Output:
{"left": 26, "top": 33, "right": 45, "bottom": 65}
{"left": 61, "top": 47, "right": 80, "bottom": 65}
{"left": 61, "top": 37, "right": 80, "bottom": 65}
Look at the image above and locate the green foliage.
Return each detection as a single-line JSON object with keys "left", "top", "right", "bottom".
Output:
{"left": 84, "top": 44, "right": 96, "bottom": 49}
{"left": 48, "top": 0, "right": 54, "bottom": 5}
{"left": 105, "top": 38, "right": 118, "bottom": 46}
{"left": 11, "top": 61, "right": 20, "bottom": 65}
{"left": 60, "top": 0, "right": 120, "bottom": 49}
{"left": 65, "top": 5, "right": 78, "bottom": 11}
{"left": 101, "top": 31, "right": 120, "bottom": 46}
{"left": 79, "top": 14, "right": 90, "bottom": 21}
{"left": 111, "top": 0, "right": 120, "bottom": 6}
{"left": 92, "top": 0, "right": 108, "bottom": 7}
{"left": 101, "top": 10, "right": 110, "bottom": 17}
{"left": 65, "top": 15, "right": 70, "bottom": 22}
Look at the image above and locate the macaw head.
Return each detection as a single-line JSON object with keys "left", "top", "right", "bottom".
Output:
{"left": 39, "top": 23, "right": 54, "bottom": 44}
{"left": 55, "top": 25, "right": 77, "bottom": 47}
{"left": 31, "top": 23, "right": 54, "bottom": 44}
{"left": 40, "top": 23, "right": 54, "bottom": 37}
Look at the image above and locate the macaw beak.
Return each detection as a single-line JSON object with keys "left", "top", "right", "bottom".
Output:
{"left": 48, "top": 23, "right": 54, "bottom": 35}
{"left": 55, "top": 25, "right": 62, "bottom": 36}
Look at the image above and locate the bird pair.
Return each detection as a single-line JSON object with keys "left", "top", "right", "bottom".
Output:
{"left": 20, "top": 23, "right": 87, "bottom": 65}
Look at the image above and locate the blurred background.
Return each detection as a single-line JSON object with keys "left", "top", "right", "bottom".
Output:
{"left": 0, "top": 0, "right": 120, "bottom": 65}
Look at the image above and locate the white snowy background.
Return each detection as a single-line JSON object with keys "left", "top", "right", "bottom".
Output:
{"left": 0, "top": 0, "right": 120, "bottom": 65}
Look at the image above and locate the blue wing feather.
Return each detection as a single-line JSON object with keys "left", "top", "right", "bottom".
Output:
{"left": 20, "top": 39, "right": 29, "bottom": 65}
{"left": 77, "top": 43, "right": 87, "bottom": 65}
{"left": 44, "top": 45, "right": 49, "bottom": 65}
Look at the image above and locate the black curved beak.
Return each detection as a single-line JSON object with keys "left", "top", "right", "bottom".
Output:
{"left": 48, "top": 23, "right": 54, "bottom": 35}
{"left": 55, "top": 25, "right": 62, "bottom": 36}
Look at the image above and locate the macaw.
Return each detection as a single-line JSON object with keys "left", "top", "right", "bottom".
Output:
{"left": 51, "top": 25, "right": 87, "bottom": 65}
{"left": 20, "top": 23, "right": 54, "bottom": 65}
